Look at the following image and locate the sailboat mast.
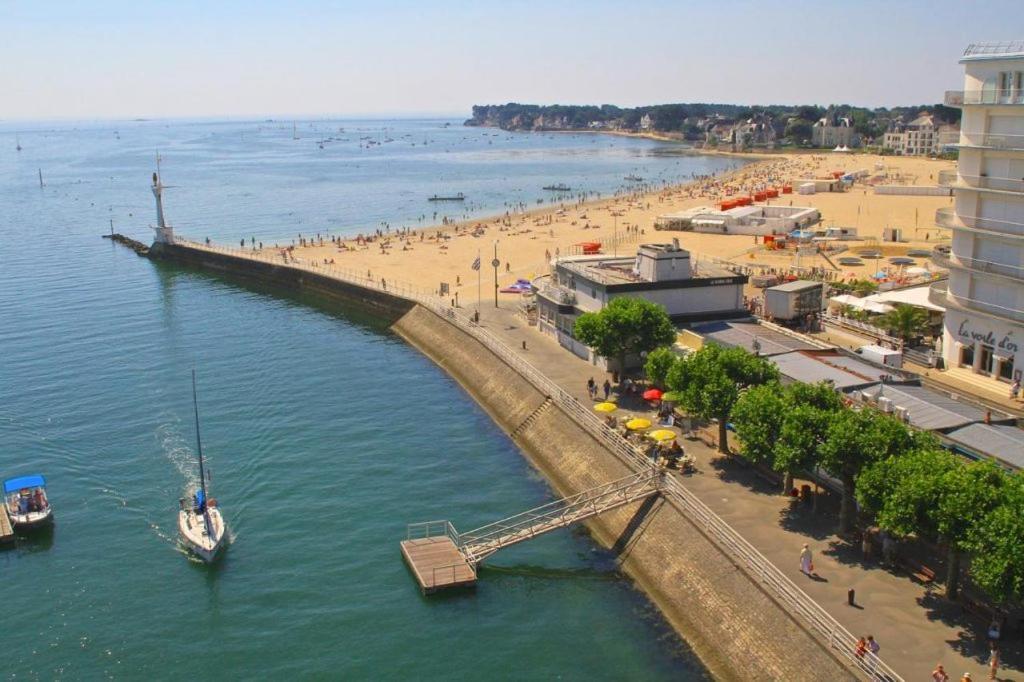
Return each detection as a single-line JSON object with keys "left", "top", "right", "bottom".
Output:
{"left": 191, "top": 370, "right": 213, "bottom": 537}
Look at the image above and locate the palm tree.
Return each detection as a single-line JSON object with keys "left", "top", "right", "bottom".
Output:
{"left": 878, "top": 304, "right": 929, "bottom": 344}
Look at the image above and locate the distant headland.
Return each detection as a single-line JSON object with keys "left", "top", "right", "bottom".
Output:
{"left": 464, "top": 102, "right": 961, "bottom": 149}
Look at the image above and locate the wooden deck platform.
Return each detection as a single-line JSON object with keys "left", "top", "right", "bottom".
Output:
{"left": 0, "top": 510, "right": 14, "bottom": 545}
{"left": 400, "top": 536, "right": 476, "bottom": 593}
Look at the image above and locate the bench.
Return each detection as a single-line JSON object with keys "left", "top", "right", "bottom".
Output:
{"left": 903, "top": 556, "right": 935, "bottom": 584}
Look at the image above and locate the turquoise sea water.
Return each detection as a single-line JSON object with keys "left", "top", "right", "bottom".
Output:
{"left": 0, "top": 119, "right": 739, "bottom": 679}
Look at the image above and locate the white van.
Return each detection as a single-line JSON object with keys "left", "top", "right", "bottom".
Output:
{"left": 855, "top": 344, "right": 903, "bottom": 369}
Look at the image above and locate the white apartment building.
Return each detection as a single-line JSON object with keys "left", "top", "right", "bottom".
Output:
{"left": 935, "top": 41, "right": 1024, "bottom": 385}
{"left": 883, "top": 113, "right": 958, "bottom": 156}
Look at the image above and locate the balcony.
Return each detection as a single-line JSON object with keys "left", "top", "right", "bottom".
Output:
{"left": 937, "top": 169, "right": 1024, "bottom": 193}
{"left": 958, "top": 132, "right": 1024, "bottom": 152}
{"left": 536, "top": 283, "right": 577, "bottom": 313}
{"left": 932, "top": 251, "right": 1024, "bottom": 281}
{"left": 936, "top": 207, "right": 1024, "bottom": 238}
{"left": 930, "top": 280, "right": 1024, "bottom": 324}
{"left": 945, "top": 89, "right": 1024, "bottom": 107}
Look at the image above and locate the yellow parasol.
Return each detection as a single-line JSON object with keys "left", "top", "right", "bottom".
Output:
{"left": 625, "top": 418, "right": 652, "bottom": 431}
{"left": 593, "top": 402, "right": 618, "bottom": 414}
{"left": 647, "top": 429, "right": 677, "bottom": 442}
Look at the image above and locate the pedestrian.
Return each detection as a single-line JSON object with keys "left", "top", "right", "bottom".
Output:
{"left": 1010, "top": 378, "right": 1020, "bottom": 401}
{"left": 988, "top": 643, "right": 999, "bottom": 680}
{"left": 866, "top": 634, "right": 879, "bottom": 656}
{"left": 587, "top": 377, "right": 596, "bottom": 400}
{"left": 602, "top": 379, "right": 611, "bottom": 401}
{"left": 960, "top": 673, "right": 972, "bottom": 682}
{"left": 854, "top": 637, "right": 867, "bottom": 659}
{"left": 931, "top": 664, "right": 949, "bottom": 682}
{"left": 799, "top": 543, "right": 813, "bottom": 575}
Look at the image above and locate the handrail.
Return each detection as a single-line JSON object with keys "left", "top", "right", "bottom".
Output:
{"left": 459, "top": 469, "right": 662, "bottom": 562}
{"left": 935, "top": 207, "right": 1024, "bottom": 236}
{"left": 946, "top": 89, "right": 1024, "bottom": 106}
{"left": 178, "top": 236, "right": 901, "bottom": 681}
{"left": 958, "top": 132, "right": 1024, "bottom": 151}
{"left": 938, "top": 170, "right": 1024, "bottom": 193}
{"left": 929, "top": 281, "right": 1024, "bottom": 323}
{"left": 932, "top": 251, "right": 1024, "bottom": 280}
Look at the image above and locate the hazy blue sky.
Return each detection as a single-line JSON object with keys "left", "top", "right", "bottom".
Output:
{"left": 3, "top": 0, "right": 1020, "bottom": 120}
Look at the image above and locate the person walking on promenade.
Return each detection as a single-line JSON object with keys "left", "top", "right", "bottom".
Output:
{"left": 587, "top": 377, "right": 596, "bottom": 400}
{"left": 960, "top": 672, "right": 972, "bottom": 682}
{"left": 799, "top": 543, "right": 813, "bottom": 575}
{"left": 1010, "top": 378, "right": 1020, "bottom": 401}
{"left": 931, "top": 663, "right": 949, "bottom": 682}
{"left": 988, "top": 643, "right": 999, "bottom": 680}
{"left": 602, "top": 379, "right": 611, "bottom": 401}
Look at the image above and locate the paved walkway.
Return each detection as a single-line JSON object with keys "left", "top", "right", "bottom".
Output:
{"left": 474, "top": 302, "right": 1020, "bottom": 682}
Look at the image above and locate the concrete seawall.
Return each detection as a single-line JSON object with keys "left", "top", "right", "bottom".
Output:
{"left": 149, "top": 241, "right": 854, "bottom": 681}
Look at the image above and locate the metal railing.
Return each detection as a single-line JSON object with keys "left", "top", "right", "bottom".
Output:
{"left": 957, "top": 132, "right": 1024, "bottom": 151}
{"left": 536, "top": 283, "right": 576, "bottom": 306}
{"left": 932, "top": 251, "right": 1024, "bottom": 281}
{"left": 935, "top": 207, "right": 1024, "bottom": 237}
{"left": 179, "top": 236, "right": 901, "bottom": 681}
{"left": 459, "top": 468, "right": 662, "bottom": 563}
{"left": 930, "top": 281, "right": 1024, "bottom": 324}
{"left": 963, "top": 41, "right": 1024, "bottom": 57}
{"left": 938, "top": 170, "right": 1024, "bottom": 193}
{"left": 820, "top": 313, "right": 902, "bottom": 348}
{"left": 406, "top": 519, "right": 460, "bottom": 545}
{"left": 946, "top": 89, "right": 1024, "bottom": 106}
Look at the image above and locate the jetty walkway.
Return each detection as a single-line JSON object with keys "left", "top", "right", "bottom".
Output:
{"left": 162, "top": 236, "right": 903, "bottom": 681}
{"left": 402, "top": 468, "right": 664, "bottom": 592}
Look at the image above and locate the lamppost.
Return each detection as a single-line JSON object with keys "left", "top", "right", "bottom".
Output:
{"left": 492, "top": 240, "right": 500, "bottom": 308}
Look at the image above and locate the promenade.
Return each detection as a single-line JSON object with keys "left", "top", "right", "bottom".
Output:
{"left": 474, "top": 302, "right": 1019, "bottom": 682}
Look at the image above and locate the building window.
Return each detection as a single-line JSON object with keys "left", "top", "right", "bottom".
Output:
{"left": 960, "top": 344, "right": 975, "bottom": 368}
{"left": 997, "top": 357, "right": 1015, "bottom": 382}
{"left": 979, "top": 345, "right": 995, "bottom": 375}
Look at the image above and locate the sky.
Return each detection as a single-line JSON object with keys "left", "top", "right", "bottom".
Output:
{"left": 2, "top": 0, "right": 1021, "bottom": 120}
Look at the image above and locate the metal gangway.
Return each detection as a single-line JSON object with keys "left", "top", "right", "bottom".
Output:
{"left": 401, "top": 468, "right": 663, "bottom": 592}
{"left": 458, "top": 468, "right": 663, "bottom": 564}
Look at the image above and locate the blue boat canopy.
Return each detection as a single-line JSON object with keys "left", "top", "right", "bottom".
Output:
{"left": 3, "top": 474, "right": 46, "bottom": 495}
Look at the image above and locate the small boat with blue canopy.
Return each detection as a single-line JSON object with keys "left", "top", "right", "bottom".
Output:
{"left": 177, "top": 371, "right": 227, "bottom": 563}
{"left": 4, "top": 474, "right": 54, "bottom": 530}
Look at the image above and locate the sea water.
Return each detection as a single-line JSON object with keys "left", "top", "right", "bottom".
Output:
{"left": 0, "top": 119, "right": 740, "bottom": 678}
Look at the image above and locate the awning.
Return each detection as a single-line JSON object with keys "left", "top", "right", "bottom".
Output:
{"left": 3, "top": 474, "right": 46, "bottom": 494}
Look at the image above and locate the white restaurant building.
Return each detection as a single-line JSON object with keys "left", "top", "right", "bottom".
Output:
{"left": 935, "top": 41, "right": 1024, "bottom": 385}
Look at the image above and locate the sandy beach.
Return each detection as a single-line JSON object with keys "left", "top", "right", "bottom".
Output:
{"left": 259, "top": 151, "right": 956, "bottom": 305}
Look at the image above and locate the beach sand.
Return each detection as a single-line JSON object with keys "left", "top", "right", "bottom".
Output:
{"left": 259, "top": 152, "right": 955, "bottom": 305}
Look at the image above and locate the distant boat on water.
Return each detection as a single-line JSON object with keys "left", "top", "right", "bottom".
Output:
{"left": 543, "top": 184, "right": 572, "bottom": 192}
{"left": 16, "top": 136, "right": 22, "bottom": 152}
{"left": 428, "top": 193, "right": 465, "bottom": 201}
{"left": 624, "top": 174, "right": 644, "bottom": 182}
{"left": 177, "top": 370, "right": 228, "bottom": 563}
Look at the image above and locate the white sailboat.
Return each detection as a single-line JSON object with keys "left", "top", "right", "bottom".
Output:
{"left": 178, "top": 370, "right": 227, "bottom": 563}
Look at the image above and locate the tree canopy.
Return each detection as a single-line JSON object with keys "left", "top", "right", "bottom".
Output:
{"left": 573, "top": 297, "right": 676, "bottom": 370}
{"left": 667, "top": 344, "right": 779, "bottom": 453}
{"left": 643, "top": 346, "right": 677, "bottom": 389}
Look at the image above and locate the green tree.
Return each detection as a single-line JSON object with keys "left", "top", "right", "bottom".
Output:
{"left": 643, "top": 347, "right": 677, "bottom": 389}
{"left": 969, "top": 472, "right": 1024, "bottom": 604}
{"left": 851, "top": 279, "right": 878, "bottom": 297}
{"left": 731, "top": 382, "right": 786, "bottom": 467}
{"left": 877, "top": 304, "right": 930, "bottom": 344}
{"left": 667, "top": 344, "right": 779, "bottom": 454}
{"left": 774, "top": 383, "right": 844, "bottom": 493}
{"left": 784, "top": 118, "right": 814, "bottom": 144}
{"left": 863, "top": 449, "right": 1007, "bottom": 598}
{"left": 573, "top": 297, "right": 676, "bottom": 372}
{"left": 934, "top": 460, "right": 1007, "bottom": 598}
{"left": 820, "top": 408, "right": 914, "bottom": 534}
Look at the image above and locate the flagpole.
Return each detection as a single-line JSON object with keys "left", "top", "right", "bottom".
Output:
{"left": 477, "top": 248, "right": 481, "bottom": 314}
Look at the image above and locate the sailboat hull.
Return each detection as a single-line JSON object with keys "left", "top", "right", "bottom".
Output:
{"left": 178, "top": 507, "right": 226, "bottom": 563}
